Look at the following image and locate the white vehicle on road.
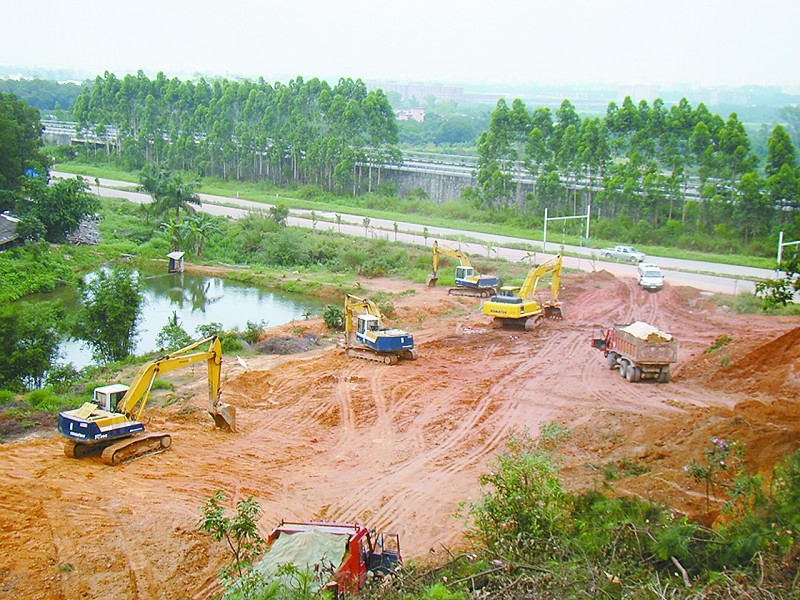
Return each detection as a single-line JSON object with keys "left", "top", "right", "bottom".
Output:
{"left": 600, "top": 245, "right": 646, "bottom": 263}
{"left": 638, "top": 263, "right": 664, "bottom": 291}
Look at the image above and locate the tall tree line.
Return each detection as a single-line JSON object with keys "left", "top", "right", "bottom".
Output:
{"left": 71, "top": 72, "right": 400, "bottom": 194}
{"left": 476, "top": 97, "right": 799, "bottom": 251}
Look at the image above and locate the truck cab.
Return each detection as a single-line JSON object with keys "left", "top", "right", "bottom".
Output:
{"left": 637, "top": 263, "right": 664, "bottom": 291}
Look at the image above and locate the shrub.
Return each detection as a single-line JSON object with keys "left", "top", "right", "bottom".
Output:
{"left": 322, "top": 305, "right": 344, "bottom": 330}
{"left": 467, "top": 425, "right": 571, "bottom": 557}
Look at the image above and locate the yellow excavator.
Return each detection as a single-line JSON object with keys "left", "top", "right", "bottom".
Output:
{"left": 57, "top": 336, "right": 236, "bottom": 465}
{"left": 426, "top": 240, "right": 499, "bottom": 297}
{"left": 343, "top": 294, "right": 418, "bottom": 364}
{"left": 481, "top": 253, "right": 564, "bottom": 330}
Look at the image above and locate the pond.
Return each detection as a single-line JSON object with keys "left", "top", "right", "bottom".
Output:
{"left": 27, "top": 268, "right": 326, "bottom": 370}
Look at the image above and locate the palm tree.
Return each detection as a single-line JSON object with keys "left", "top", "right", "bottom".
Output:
{"left": 188, "top": 213, "right": 221, "bottom": 256}
{"left": 140, "top": 164, "right": 200, "bottom": 220}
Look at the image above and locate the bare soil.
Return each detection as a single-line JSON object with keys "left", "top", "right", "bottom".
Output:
{"left": 1, "top": 270, "right": 799, "bottom": 599}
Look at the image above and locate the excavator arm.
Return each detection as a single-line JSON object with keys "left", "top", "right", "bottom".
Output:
{"left": 344, "top": 294, "right": 382, "bottom": 333}
{"left": 518, "top": 253, "right": 563, "bottom": 301}
{"left": 116, "top": 336, "right": 235, "bottom": 432}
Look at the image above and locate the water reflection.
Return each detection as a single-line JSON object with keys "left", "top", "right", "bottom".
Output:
{"left": 35, "top": 269, "right": 324, "bottom": 369}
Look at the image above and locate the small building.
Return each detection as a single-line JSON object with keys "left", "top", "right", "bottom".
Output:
{"left": 167, "top": 251, "right": 185, "bottom": 273}
{"left": 0, "top": 212, "right": 21, "bottom": 251}
{"left": 395, "top": 107, "right": 426, "bottom": 123}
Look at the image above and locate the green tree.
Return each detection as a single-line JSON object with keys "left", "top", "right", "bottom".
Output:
{"left": 468, "top": 425, "right": 571, "bottom": 556}
{"left": 0, "top": 302, "right": 62, "bottom": 390}
{"left": 199, "top": 490, "right": 266, "bottom": 583}
{"left": 0, "top": 92, "right": 48, "bottom": 207}
{"left": 268, "top": 204, "right": 289, "bottom": 226}
{"left": 18, "top": 176, "right": 98, "bottom": 242}
{"left": 76, "top": 267, "right": 143, "bottom": 363}
{"left": 140, "top": 164, "right": 200, "bottom": 220}
{"left": 765, "top": 124, "right": 796, "bottom": 178}
{"left": 155, "top": 312, "right": 193, "bottom": 352}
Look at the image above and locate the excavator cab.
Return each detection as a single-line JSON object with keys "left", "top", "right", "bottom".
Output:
{"left": 492, "top": 286, "right": 524, "bottom": 304}
{"left": 357, "top": 314, "right": 382, "bottom": 336}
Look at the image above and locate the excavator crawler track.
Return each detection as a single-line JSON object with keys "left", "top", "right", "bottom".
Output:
{"left": 100, "top": 432, "right": 172, "bottom": 465}
{"left": 346, "top": 347, "right": 400, "bottom": 364}
{"left": 447, "top": 287, "right": 496, "bottom": 298}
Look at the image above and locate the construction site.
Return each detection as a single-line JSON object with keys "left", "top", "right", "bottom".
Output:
{"left": 1, "top": 267, "right": 799, "bottom": 599}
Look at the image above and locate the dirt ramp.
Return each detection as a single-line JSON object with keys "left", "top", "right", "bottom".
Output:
{"left": 715, "top": 326, "right": 800, "bottom": 398}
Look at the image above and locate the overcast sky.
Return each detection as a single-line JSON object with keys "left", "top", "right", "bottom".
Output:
{"left": 3, "top": 0, "right": 798, "bottom": 89}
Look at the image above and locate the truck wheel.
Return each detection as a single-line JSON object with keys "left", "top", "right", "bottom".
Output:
{"left": 626, "top": 365, "right": 637, "bottom": 382}
{"left": 606, "top": 353, "right": 617, "bottom": 370}
{"left": 657, "top": 367, "right": 670, "bottom": 383}
{"left": 619, "top": 360, "right": 628, "bottom": 379}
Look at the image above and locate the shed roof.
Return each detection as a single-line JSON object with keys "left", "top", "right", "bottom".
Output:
{"left": 0, "top": 213, "right": 20, "bottom": 246}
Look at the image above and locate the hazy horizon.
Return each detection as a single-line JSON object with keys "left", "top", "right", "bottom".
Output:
{"left": 3, "top": 0, "right": 799, "bottom": 90}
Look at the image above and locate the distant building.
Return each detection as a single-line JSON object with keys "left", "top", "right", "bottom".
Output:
{"left": 395, "top": 107, "right": 426, "bottom": 123}
{"left": 0, "top": 212, "right": 20, "bottom": 251}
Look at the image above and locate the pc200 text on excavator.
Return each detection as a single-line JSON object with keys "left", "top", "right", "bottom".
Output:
{"left": 57, "top": 336, "right": 236, "bottom": 465}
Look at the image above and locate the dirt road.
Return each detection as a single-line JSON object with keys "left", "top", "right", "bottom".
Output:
{"left": 1, "top": 271, "right": 798, "bottom": 599}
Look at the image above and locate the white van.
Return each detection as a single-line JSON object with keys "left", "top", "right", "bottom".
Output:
{"left": 637, "top": 263, "right": 664, "bottom": 291}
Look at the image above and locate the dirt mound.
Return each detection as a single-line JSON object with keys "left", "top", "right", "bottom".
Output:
{"left": 0, "top": 272, "right": 799, "bottom": 599}
{"left": 255, "top": 333, "right": 329, "bottom": 355}
{"left": 715, "top": 326, "right": 800, "bottom": 398}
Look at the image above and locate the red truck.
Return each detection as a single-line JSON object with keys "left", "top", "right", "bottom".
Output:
{"left": 592, "top": 322, "right": 677, "bottom": 383}
{"left": 252, "top": 521, "right": 401, "bottom": 596}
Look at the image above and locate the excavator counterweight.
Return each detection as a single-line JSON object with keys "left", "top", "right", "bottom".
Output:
{"left": 57, "top": 336, "right": 235, "bottom": 464}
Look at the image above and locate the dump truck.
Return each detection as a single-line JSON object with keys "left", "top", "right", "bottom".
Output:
{"left": 591, "top": 321, "right": 677, "bottom": 383}
{"left": 250, "top": 521, "right": 401, "bottom": 596}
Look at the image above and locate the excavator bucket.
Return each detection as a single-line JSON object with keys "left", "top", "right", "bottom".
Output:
{"left": 426, "top": 273, "right": 438, "bottom": 287}
{"left": 543, "top": 303, "right": 564, "bottom": 320}
{"left": 210, "top": 402, "right": 237, "bottom": 432}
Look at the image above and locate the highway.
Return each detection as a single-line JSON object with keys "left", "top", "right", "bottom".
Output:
{"left": 53, "top": 171, "right": 776, "bottom": 296}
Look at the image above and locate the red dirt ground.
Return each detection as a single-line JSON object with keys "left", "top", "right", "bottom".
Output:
{"left": 0, "top": 270, "right": 798, "bottom": 599}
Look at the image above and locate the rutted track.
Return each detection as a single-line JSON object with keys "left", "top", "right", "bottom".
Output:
{"left": 0, "top": 270, "right": 798, "bottom": 599}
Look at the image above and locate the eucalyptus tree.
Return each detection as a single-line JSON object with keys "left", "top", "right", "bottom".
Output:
{"left": 475, "top": 98, "right": 531, "bottom": 209}
{"left": 765, "top": 125, "right": 796, "bottom": 177}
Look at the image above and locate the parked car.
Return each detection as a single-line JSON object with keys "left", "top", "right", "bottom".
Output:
{"left": 637, "top": 263, "right": 664, "bottom": 291}
{"left": 599, "top": 245, "right": 646, "bottom": 263}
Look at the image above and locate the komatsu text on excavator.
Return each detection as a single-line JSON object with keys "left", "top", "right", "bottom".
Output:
{"left": 343, "top": 294, "right": 418, "bottom": 364}
{"left": 482, "top": 253, "right": 564, "bottom": 330}
{"left": 426, "top": 240, "right": 499, "bottom": 297}
{"left": 57, "top": 336, "right": 236, "bottom": 465}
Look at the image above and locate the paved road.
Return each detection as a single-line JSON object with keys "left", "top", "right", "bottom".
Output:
{"left": 55, "top": 172, "right": 774, "bottom": 295}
